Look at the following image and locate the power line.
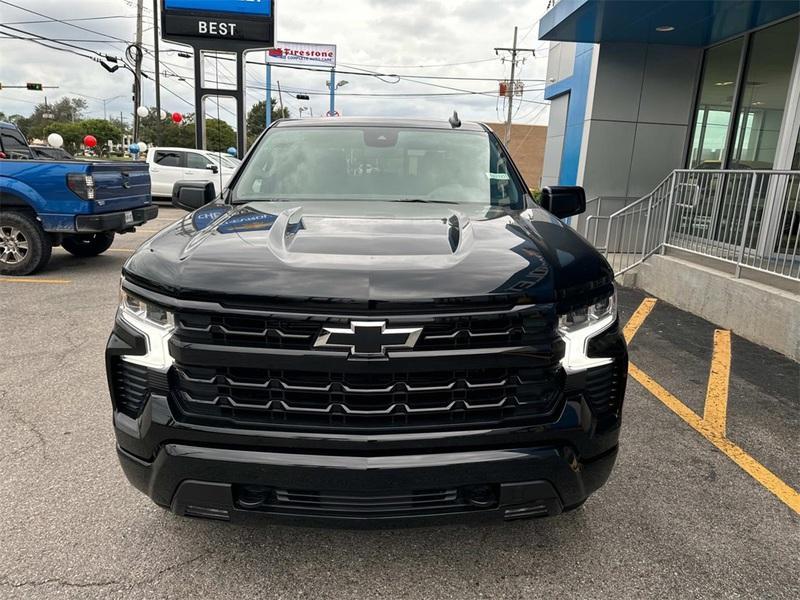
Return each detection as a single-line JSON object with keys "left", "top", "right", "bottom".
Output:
{"left": 4, "top": 15, "right": 139, "bottom": 25}
{"left": 341, "top": 57, "right": 500, "bottom": 69}
{"left": 0, "top": 0, "right": 131, "bottom": 44}
{"left": 0, "top": 30, "right": 99, "bottom": 61}
{"left": 0, "top": 24, "right": 117, "bottom": 58}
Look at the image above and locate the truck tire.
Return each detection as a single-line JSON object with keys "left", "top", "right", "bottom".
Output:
{"left": 61, "top": 232, "right": 116, "bottom": 257}
{"left": 0, "top": 211, "right": 52, "bottom": 276}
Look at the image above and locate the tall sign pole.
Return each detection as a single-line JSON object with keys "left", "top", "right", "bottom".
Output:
{"left": 152, "top": 0, "right": 163, "bottom": 146}
{"left": 495, "top": 27, "right": 536, "bottom": 146}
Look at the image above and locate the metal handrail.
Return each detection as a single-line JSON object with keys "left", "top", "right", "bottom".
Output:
{"left": 588, "top": 169, "right": 800, "bottom": 282}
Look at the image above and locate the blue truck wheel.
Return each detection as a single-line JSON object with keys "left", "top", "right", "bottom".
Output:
{"left": 0, "top": 211, "right": 52, "bottom": 276}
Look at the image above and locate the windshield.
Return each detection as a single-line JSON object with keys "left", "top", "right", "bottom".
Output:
{"left": 208, "top": 154, "right": 239, "bottom": 169}
{"left": 233, "top": 126, "right": 523, "bottom": 208}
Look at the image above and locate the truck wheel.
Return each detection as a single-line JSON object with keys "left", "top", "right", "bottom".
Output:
{"left": 61, "top": 232, "right": 116, "bottom": 257}
{"left": 0, "top": 212, "right": 52, "bottom": 276}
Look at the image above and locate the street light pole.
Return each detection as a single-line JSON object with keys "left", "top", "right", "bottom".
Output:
{"left": 329, "top": 68, "right": 336, "bottom": 116}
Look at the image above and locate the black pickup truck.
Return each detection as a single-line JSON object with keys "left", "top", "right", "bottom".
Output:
{"left": 106, "top": 117, "right": 627, "bottom": 526}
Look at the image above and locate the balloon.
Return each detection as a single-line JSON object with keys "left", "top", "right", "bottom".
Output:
{"left": 83, "top": 135, "right": 97, "bottom": 148}
{"left": 136, "top": 106, "right": 150, "bottom": 118}
{"left": 226, "top": 147, "right": 237, "bottom": 157}
{"left": 129, "top": 143, "right": 140, "bottom": 154}
{"left": 47, "top": 133, "right": 64, "bottom": 148}
{"left": 160, "top": 109, "right": 169, "bottom": 120}
{"left": 171, "top": 112, "right": 183, "bottom": 123}
{"left": 137, "top": 142, "right": 148, "bottom": 153}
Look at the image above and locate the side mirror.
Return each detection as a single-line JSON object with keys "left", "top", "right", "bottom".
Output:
{"left": 206, "top": 163, "right": 219, "bottom": 174}
{"left": 172, "top": 180, "right": 216, "bottom": 211}
{"left": 540, "top": 186, "right": 586, "bottom": 220}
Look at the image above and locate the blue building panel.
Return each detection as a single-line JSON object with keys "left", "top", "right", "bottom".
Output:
{"left": 544, "top": 43, "right": 594, "bottom": 186}
{"left": 539, "top": 0, "right": 799, "bottom": 47}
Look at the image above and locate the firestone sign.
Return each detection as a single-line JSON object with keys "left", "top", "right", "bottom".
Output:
{"left": 267, "top": 42, "right": 337, "bottom": 68}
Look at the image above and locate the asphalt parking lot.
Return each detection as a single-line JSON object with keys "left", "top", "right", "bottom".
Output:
{"left": 1, "top": 207, "right": 798, "bottom": 600}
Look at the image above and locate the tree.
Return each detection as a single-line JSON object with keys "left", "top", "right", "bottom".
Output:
{"left": 15, "top": 97, "right": 88, "bottom": 139}
{"left": 247, "top": 98, "right": 289, "bottom": 145}
{"left": 138, "top": 110, "right": 196, "bottom": 148}
{"left": 122, "top": 108, "right": 235, "bottom": 152}
{"left": 205, "top": 118, "right": 237, "bottom": 152}
{"left": 40, "top": 119, "right": 123, "bottom": 155}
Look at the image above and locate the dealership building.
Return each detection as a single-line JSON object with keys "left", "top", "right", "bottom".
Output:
{"left": 538, "top": 0, "right": 800, "bottom": 358}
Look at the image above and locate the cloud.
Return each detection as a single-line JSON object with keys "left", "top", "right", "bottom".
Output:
{"left": 0, "top": 0, "right": 551, "bottom": 128}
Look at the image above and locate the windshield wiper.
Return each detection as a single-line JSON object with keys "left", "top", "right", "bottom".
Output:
{"left": 390, "top": 199, "right": 460, "bottom": 205}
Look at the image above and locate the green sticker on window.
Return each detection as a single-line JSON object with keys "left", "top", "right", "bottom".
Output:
{"left": 486, "top": 172, "right": 510, "bottom": 181}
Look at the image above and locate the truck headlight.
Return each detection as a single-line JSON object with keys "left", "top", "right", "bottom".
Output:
{"left": 118, "top": 287, "right": 175, "bottom": 371}
{"left": 558, "top": 291, "right": 617, "bottom": 374}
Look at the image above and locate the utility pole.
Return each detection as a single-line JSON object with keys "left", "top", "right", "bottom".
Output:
{"left": 495, "top": 27, "right": 536, "bottom": 146}
{"left": 265, "top": 61, "right": 272, "bottom": 128}
{"left": 132, "top": 0, "right": 144, "bottom": 142}
{"left": 152, "top": 0, "right": 162, "bottom": 146}
{"left": 277, "top": 80, "right": 284, "bottom": 116}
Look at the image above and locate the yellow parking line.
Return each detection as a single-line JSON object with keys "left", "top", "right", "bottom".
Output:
{"left": 624, "top": 297, "right": 799, "bottom": 515}
{"left": 629, "top": 363, "right": 800, "bottom": 515}
{"left": 0, "top": 277, "right": 71, "bottom": 284}
{"left": 623, "top": 297, "right": 658, "bottom": 344}
{"left": 704, "top": 330, "right": 732, "bottom": 437}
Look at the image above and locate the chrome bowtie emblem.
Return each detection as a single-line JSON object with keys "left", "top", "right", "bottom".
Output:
{"left": 314, "top": 321, "right": 423, "bottom": 357}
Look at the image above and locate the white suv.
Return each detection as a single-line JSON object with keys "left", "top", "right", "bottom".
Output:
{"left": 146, "top": 147, "right": 238, "bottom": 199}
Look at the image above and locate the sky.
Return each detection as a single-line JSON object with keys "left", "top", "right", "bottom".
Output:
{"left": 0, "top": 0, "right": 551, "bottom": 132}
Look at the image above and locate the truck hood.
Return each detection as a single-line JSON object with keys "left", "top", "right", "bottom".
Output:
{"left": 124, "top": 201, "right": 613, "bottom": 305}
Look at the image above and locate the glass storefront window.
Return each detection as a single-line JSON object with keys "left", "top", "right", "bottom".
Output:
{"left": 730, "top": 17, "right": 800, "bottom": 170}
{"left": 688, "top": 38, "right": 744, "bottom": 169}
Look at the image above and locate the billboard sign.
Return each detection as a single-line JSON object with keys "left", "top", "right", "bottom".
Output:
{"left": 161, "top": 0, "right": 275, "bottom": 47}
{"left": 164, "top": 0, "right": 272, "bottom": 16}
{"left": 267, "top": 42, "right": 337, "bottom": 68}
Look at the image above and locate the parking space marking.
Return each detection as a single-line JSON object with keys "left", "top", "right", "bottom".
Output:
{"left": 107, "top": 248, "right": 136, "bottom": 253}
{"left": 623, "top": 297, "right": 657, "bottom": 344}
{"left": 704, "top": 330, "right": 731, "bottom": 437}
{"left": 624, "top": 298, "right": 800, "bottom": 515}
{"left": 0, "top": 277, "right": 71, "bottom": 284}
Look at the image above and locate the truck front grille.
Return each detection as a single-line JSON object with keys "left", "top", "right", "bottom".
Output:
{"left": 165, "top": 302, "right": 567, "bottom": 433}
{"left": 174, "top": 306, "right": 556, "bottom": 352}
{"left": 171, "top": 364, "right": 563, "bottom": 431}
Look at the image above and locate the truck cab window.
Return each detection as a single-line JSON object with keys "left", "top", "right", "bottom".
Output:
{"left": 1, "top": 130, "right": 33, "bottom": 159}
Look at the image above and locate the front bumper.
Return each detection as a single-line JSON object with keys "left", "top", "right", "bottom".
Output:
{"left": 75, "top": 205, "right": 158, "bottom": 233}
{"left": 117, "top": 436, "right": 618, "bottom": 527}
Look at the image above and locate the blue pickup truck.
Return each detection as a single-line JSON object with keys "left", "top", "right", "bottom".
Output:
{"left": 0, "top": 121, "right": 157, "bottom": 276}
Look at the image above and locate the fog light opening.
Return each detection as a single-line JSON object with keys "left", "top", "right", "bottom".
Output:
{"left": 236, "top": 485, "right": 274, "bottom": 510}
{"left": 462, "top": 484, "right": 497, "bottom": 509}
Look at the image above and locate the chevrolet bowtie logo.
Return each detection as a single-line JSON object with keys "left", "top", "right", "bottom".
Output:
{"left": 314, "top": 321, "right": 423, "bottom": 357}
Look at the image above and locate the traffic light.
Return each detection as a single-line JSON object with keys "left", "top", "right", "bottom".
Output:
{"left": 296, "top": 94, "right": 310, "bottom": 101}
{"left": 26, "top": 83, "right": 43, "bottom": 91}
